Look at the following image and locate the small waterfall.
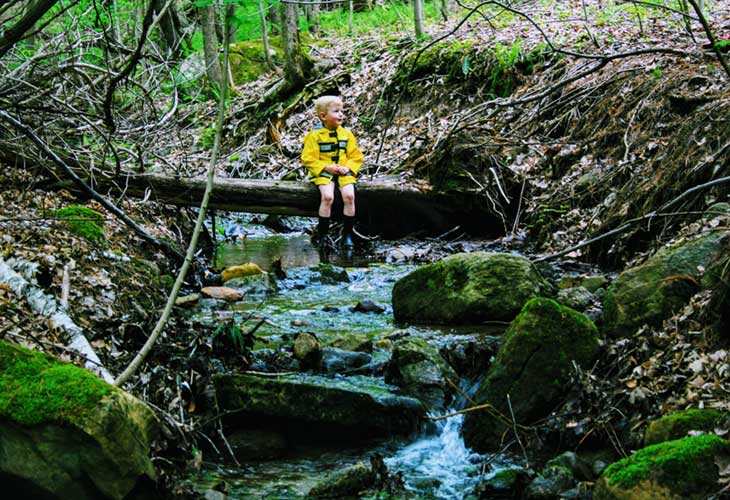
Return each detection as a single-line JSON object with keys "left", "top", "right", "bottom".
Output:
{"left": 385, "top": 412, "right": 482, "bottom": 499}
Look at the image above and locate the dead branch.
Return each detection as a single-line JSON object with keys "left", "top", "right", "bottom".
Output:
{"left": 533, "top": 174, "right": 730, "bottom": 263}
{"left": 0, "top": 109, "right": 184, "bottom": 260}
{"left": 114, "top": 18, "right": 232, "bottom": 387}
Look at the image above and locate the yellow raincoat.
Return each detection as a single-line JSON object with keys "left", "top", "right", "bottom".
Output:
{"left": 301, "top": 125, "right": 364, "bottom": 186}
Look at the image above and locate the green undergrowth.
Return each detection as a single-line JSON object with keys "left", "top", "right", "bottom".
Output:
{"left": 51, "top": 205, "right": 106, "bottom": 244}
{"left": 392, "top": 40, "right": 551, "bottom": 97}
{"left": 0, "top": 341, "right": 114, "bottom": 426}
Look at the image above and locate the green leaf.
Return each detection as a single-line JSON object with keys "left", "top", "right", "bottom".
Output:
{"left": 461, "top": 55, "right": 471, "bottom": 76}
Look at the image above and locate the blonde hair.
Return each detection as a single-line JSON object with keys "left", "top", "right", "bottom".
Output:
{"left": 314, "top": 95, "right": 342, "bottom": 116}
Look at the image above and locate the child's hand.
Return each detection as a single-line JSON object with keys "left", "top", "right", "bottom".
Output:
{"left": 338, "top": 166, "right": 349, "bottom": 176}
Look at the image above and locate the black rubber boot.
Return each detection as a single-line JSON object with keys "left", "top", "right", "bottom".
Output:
{"left": 341, "top": 215, "right": 355, "bottom": 249}
{"left": 312, "top": 216, "right": 330, "bottom": 246}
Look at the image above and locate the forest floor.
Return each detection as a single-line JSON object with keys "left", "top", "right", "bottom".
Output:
{"left": 2, "top": 0, "right": 730, "bottom": 496}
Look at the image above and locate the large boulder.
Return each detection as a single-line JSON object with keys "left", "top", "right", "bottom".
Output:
{"left": 392, "top": 252, "right": 552, "bottom": 325}
{"left": 594, "top": 434, "right": 730, "bottom": 500}
{"left": 0, "top": 341, "right": 158, "bottom": 500}
{"left": 603, "top": 231, "right": 730, "bottom": 337}
{"left": 644, "top": 408, "right": 728, "bottom": 446}
{"left": 384, "top": 336, "right": 458, "bottom": 409}
{"left": 462, "top": 298, "right": 599, "bottom": 452}
{"left": 214, "top": 373, "right": 424, "bottom": 440}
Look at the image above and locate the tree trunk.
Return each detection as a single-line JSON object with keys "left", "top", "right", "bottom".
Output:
{"left": 200, "top": 3, "right": 223, "bottom": 87}
{"left": 225, "top": 3, "right": 237, "bottom": 45}
{"left": 306, "top": 0, "right": 321, "bottom": 35}
{"left": 154, "top": 0, "right": 182, "bottom": 57}
{"left": 82, "top": 174, "right": 503, "bottom": 238}
{"left": 280, "top": 0, "right": 305, "bottom": 87}
{"left": 259, "top": 0, "right": 277, "bottom": 71}
{"left": 413, "top": 0, "right": 425, "bottom": 38}
{"left": 0, "top": 0, "right": 58, "bottom": 58}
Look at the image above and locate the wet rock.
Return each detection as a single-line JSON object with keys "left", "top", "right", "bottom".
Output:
{"left": 438, "top": 335, "right": 501, "bottom": 378}
{"left": 293, "top": 332, "right": 321, "bottom": 368}
{"left": 546, "top": 451, "right": 593, "bottom": 481}
{"left": 249, "top": 348, "right": 299, "bottom": 373}
{"left": 644, "top": 408, "right": 728, "bottom": 446}
{"left": 175, "top": 294, "right": 200, "bottom": 307}
{"left": 385, "top": 336, "right": 458, "bottom": 410}
{"left": 474, "top": 466, "right": 530, "bottom": 499}
{"left": 556, "top": 286, "right": 594, "bottom": 311}
{"left": 308, "top": 461, "right": 374, "bottom": 498}
{"left": 392, "top": 252, "right": 553, "bottom": 325}
{"left": 558, "top": 274, "right": 608, "bottom": 293}
{"left": 525, "top": 465, "right": 575, "bottom": 499}
{"left": 330, "top": 332, "right": 372, "bottom": 353}
{"left": 603, "top": 230, "right": 730, "bottom": 337}
{"left": 594, "top": 435, "right": 730, "bottom": 500}
{"left": 203, "top": 489, "right": 228, "bottom": 500}
{"left": 214, "top": 373, "right": 425, "bottom": 439}
{"left": 320, "top": 347, "right": 372, "bottom": 374}
{"left": 200, "top": 286, "right": 243, "bottom": 302}
{"left": 310, "top": 263, "right": 350, "bottom": 284}
{"left": 463, "top": 298, "right": 599, "bottom": 453}
{"left": 221, "top": 262, "right": 265, "bottom": 283}
{"left": 227, "top": 428, "right": 288, "bottom": 460}
{"left": 226, "top": 272, "right": 278, "bottom": 297}
{"left": 350, "top": 299, "right": 386, "bottom": 314}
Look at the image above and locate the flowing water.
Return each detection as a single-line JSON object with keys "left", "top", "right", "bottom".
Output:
{"left": 192, "top": 222, "right": 517, "bottom": 499}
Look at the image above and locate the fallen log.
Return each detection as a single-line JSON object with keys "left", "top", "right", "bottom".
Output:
{"left": 98, "top": 174, "right": 503, "bottom": 237}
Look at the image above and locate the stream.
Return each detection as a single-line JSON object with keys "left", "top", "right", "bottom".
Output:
{"left": 190, "top": 218, "right": 521, "bottom": 499}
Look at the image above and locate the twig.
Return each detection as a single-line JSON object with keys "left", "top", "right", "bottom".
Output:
{"left": 532, "top": 175, "right": 730, "bottom": 263}
{"left": 507, "top": 394, "right": 529, "bottom": 468}
{"left": 687, "top": 0, "right": 730, "bottom": 80}
{"left": 114, "top": 14, "right": 232, "bottom": 387}
{"left": 0, "top": 109, "right": 184, "bottom": 260}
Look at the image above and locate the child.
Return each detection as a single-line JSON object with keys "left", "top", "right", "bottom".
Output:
{"left": 301, "top": 95, "right": 364, "bottom": 249}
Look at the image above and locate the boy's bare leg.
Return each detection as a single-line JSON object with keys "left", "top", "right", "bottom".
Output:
{"left": 340, "top": 184, "right": 356, "bottom": 217}
{"left": 318, "top": 182, "right": 336, "bottom": 217}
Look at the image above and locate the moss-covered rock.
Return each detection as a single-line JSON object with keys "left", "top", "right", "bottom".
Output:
{"left": 214, "top": 373, "right": 424, "bottom": 440}
{"left": 644, "top": 409, "right": 728, "bottom": 446}
{"left": 603, "top": 231, "right": 730, "bottom": 337}
{"left": 51, "top": 205, "right": 105, "bottom": 244}
{"left": 308, "top": 461, "right": 375, "bottom": 499}
{"left": 594, "top": 434, "right": 730, "bottom": 500}
{"left": 229, "top": 35, "right": 313, "bottom": 84}
{"left": 392, "top": 252, "right": 552, "bottom": 325}
{"left": 0, "top": 341, "right": 158, "bottom": 500}
{"left": 384, "top": 336, "right": 458, "bottom": 410}
{"left": 462, "top": 298, "right": 599, "bottom": 452}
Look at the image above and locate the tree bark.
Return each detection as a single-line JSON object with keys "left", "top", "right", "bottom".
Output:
{"left": 85, "top": 174, "right": 502, "bottom": 237}
{"left": 200, "top": 3, "right": 223, "bottom": 86}
{"left": 259, "top": 0, "right": 277, "bottom": 71}
{"left": 413, "top": 0, "right": 425, "bottom": 38}
{"left": 305, "top": 0, "right": 320, "bottom": 35}
{"left": 280, "top": 0, "right": 305, "bottom": 87}
{"left": 0, "top": 0, "right": 58, "bottom": 58}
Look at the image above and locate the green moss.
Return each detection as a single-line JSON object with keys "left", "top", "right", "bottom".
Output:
{"left": 645, "top": 409, "right": 727, "bottom": 446}
{"left": 392, "top": 40, "right": 550, "bottom": 98}
{"left": 229, "top": 34, "right": 313, "bottom": 84}
{"left": 604, "top": 434, "right": 729, "bottom": 490}
{"left": 51, "top": 205, "right": 105, "bottom": 243}
{"left": 0, "top": 341, "right": 114, "bottom": 426}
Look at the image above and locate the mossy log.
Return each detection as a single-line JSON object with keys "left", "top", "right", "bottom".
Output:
{"left": 91, "top": 174, "right": 502, "bottom": 237}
